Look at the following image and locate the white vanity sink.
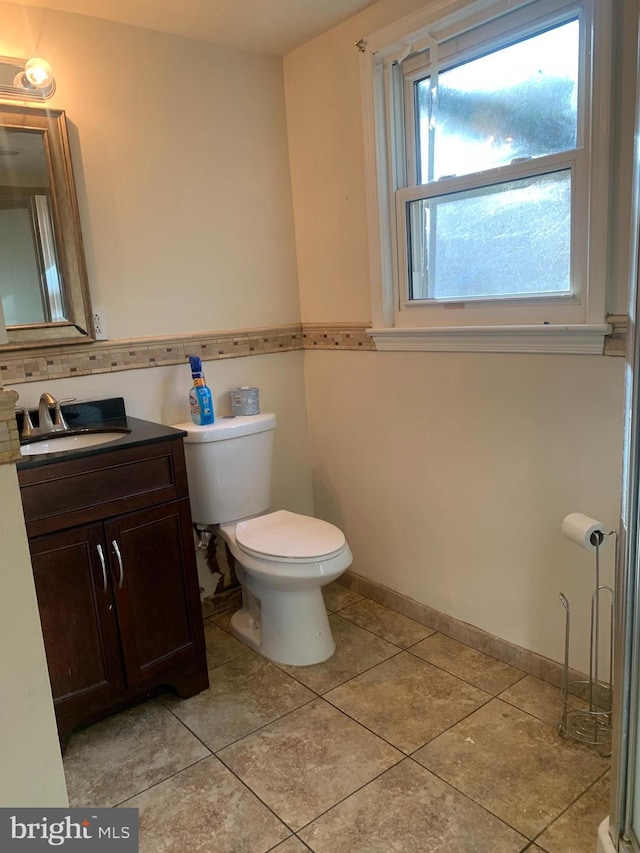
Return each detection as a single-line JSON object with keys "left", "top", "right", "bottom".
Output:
{"left": 20, "top": 430, "right": 129, "bottom": 456}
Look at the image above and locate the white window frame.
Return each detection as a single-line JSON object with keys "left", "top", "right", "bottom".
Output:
{"left": 360, "top": 0, "right": 613, "bottom": 353}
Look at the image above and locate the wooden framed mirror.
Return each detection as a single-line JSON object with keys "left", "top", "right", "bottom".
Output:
{"left": 0, "top": 103, "right": 94, "bottom": 348}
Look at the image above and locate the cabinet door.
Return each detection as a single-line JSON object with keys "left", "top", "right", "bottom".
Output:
{"left": 105, "top": 499, "right": 205, "bottom": 689}
{"left": 29, "top": 525, "right": 126, "bottom": 721}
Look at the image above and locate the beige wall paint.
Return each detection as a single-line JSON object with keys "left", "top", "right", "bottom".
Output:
{"left": 0, "top": 3, "right": 311, "bottom": 804}
{"left": 0, "top": 0, "right": 632, "bottom": 807}
{"left": 305, "top": 351, "right": 623, "bottom": 674}
{"left": 285, "top": 0, "right": 629, "bottom": 672}
{"left": 11, "top": 351, "right": 314, "bottom": 515}
{"left": 1, "top": 2, "right": 301, "bottom": 339}
{"left": 284, "top": 0, "right": 432, "bottom": 323}
{"left": 0, "top": 464, "right": 67, "bottom": 805}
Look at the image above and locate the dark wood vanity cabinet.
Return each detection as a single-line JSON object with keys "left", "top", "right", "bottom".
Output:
{"left": 19, "top": 436, "right": 209, "bottom": 750}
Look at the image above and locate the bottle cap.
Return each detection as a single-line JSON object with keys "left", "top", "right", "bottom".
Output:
{"left": 188, "top": 355, "right": 203, "bottom": 377}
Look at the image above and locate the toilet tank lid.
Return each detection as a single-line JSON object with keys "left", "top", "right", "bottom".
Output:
{"left": 173, "top": 412, "right": 276, "bottom": 443}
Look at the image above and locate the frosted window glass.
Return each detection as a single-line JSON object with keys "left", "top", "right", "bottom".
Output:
{"left": 416, "top": 20, "right": 579, "bottom": 183}
{"left": 407, "top": 170, "right": 571, "bottom": 300}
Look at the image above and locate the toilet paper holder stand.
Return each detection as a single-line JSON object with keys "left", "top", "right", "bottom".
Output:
{"left": 558, "top": 528, "right": 616, "bottom": 757}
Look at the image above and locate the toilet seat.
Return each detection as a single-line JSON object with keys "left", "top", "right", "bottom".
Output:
{"left": 235, "top": 509, "right": 346, "bottom": 564}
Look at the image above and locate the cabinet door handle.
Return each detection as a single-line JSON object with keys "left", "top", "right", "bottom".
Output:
{"left": 96, "top": 543, "right": 108, "bottom": 592}
{"left": 112, "top": 539, "right": 124, "bottom": 588}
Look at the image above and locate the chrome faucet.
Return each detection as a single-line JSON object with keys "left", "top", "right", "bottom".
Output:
{"left": 38, "top": 393, "right": 71, "bottom": 434}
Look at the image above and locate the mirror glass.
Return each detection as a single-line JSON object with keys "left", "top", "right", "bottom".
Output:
{"left": 0, "top": 104, "right": 94, "bottom": 348}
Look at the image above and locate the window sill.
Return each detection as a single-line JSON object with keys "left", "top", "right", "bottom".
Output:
{"left": 367, "top": 324, "right": 612, "bottom": 354}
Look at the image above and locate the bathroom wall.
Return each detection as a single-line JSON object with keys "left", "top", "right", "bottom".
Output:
{"left": 10, "top": 352, "right": 313, "bottom": 514}
{"left": 0, "top": 1, "right": 313, "bottom": 511}
{"left": 0, "top": 1, "right": 311, "bottom": 805}
{"left": 0, "top": 0, "right": 632, "bottom": 807}
{"left": 1, "top": 2, "right": 302, "bottom": 339}
{"left": 284, "top": 0, "right": 628, "bottom": 674}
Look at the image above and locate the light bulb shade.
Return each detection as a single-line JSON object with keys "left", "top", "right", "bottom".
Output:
{"left": 23, "top": 58, "right": 54, "bottom": 89}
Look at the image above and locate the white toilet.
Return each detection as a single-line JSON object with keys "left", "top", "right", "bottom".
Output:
{"left": 173, "top": 413, "right": 353, "bottom": 665}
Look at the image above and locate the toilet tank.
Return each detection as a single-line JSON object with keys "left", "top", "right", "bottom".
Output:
{"left": 174, "top": 413, "right": 276, "bottom": 525}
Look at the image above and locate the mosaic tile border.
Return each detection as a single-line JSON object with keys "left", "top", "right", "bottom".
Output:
{"left": 0, "top": 324, "right": 304, "bottom": 386}
{"left": 302, "top": 323, "right": 375, "bottom": 351}
{"left": 0, "top": 388, "right": 20, "bottom": 464}
{"left": 0, "top": 316, "right": 624, "bottom": 389}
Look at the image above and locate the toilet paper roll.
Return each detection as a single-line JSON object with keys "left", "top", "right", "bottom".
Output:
{"left": 562, "top": 513, "right": 610, "bottom": 552}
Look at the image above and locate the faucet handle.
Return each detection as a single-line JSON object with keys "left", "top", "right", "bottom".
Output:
{"left": 14, "top": 406, "right": 35, "bottom": 439}
{"left": 53, "top": 397, "right": 75, "bottom": 431}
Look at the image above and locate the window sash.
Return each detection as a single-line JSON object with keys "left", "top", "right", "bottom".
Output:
{"left": 387, "top": 0, "right": 589, "bottom": 312}
{"left": 395, "top": 151, "right": 584, "bottom": 307}
{"left": 404, "top": 173, "right": 573, "bottom": 302}
{"left": 402, "top": 13, "right": 584, "bottom": 189}
{"left": 359, "top": 0, "right": 609, "bottom": 345}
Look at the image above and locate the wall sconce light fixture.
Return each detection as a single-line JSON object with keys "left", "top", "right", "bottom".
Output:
{"left": 0, "top": 56, "right": 56, "bottom": 102}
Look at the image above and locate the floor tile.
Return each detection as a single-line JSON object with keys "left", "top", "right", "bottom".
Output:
{"left": 322, "top": 582, "right": 363, "bottom": 612}
{"left": 338, "top": 598, "right": 435, "bottom": 647}
{"left": 413, "top": 698, "right": 609, "bottom": 838}
{"left": 211, "top": 608, "right": 239, "bottom": 635}
{"left": 278, "top": 613, "right": 399, "bottom": 694}
{"left": 122, "top": 755, "right": 290, "bottom": 853}
{"left": 64, "top": 587, "right": 613, "bottom": 853}
{"left": 299, "top": 758, "right": 527, "bottom": 852}
{"left": 203, "top": 618, "right": 251, "bottom": 669}
{"left": 535, "top": 771, "right": 610, "bottom": 853}
{"left": 325, "top": 651, "right": 490, "bottom": 753}
{"left": 500, "top": 674, "right": 588, "bottom": 728}
{"left": 163, "top": 653, "right": 314, "bottom": 751}
{"left": 411, "top": 632, "right": 525, "bottom": 694}
{"left": 201, "top": 597, "right": 217, "bottom": 618}
{"left": 218, "top": 698, "right": 403, "bottom": 831}
{"left": 269, "top": 838, "right": 310, "bottom": 852}
{"left": 64, "top": 699, "right": 210, "bottom": 807}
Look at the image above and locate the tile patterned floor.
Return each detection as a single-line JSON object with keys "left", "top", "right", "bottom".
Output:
{"left": 63, "top": 583, "right": 611, "bottom": 852}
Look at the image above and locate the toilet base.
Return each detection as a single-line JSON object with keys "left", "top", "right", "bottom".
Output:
{"left": 230, "top": 608, "right": 262, "bottom": 652}
{"left": 230, "top": 585, "right": 336, "bottom": 666}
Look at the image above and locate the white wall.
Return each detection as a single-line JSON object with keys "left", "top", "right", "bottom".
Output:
{"left": 0, "top": 464, "right": 68, "bottom": 806}
{"left": 285, "top": 0, "right": 628, "bottom": 673}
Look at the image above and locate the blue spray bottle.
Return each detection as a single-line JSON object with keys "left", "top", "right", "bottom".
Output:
{"left": 188, "top": 355, "right": 215, "bottom": 425}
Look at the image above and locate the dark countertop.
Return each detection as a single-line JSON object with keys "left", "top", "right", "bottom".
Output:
{"left": 16, "top": 397, "right": 186, "bottom": 470}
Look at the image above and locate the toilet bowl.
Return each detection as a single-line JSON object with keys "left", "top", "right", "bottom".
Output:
{"left": 220, "top": 510, "right": 352, "bottom": 664}
{"left": 172, "top": 414, "right": 353, "bottom": 666}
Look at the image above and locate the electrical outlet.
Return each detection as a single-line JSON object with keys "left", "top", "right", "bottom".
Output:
{"left": 93, "top": 307, "right": 109, "bottom": 340}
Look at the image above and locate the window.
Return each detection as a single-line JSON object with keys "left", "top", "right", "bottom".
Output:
{"left": 360, "top": 0, "right": 612, "bottom": 352}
